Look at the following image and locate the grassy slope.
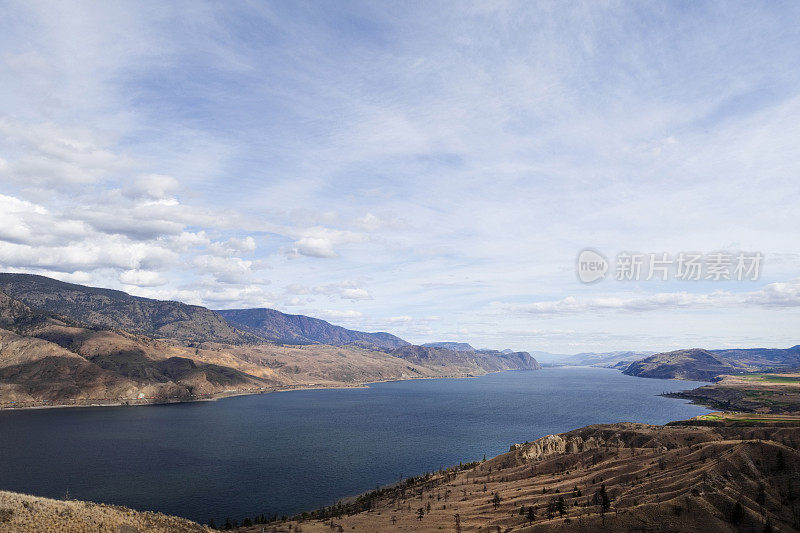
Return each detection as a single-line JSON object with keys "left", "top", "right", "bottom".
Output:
{"left": 668, "top": 372, "right": 800, "bottom": 414}
{"left": 0, "top": 490, "right": 210, "bottom": 533}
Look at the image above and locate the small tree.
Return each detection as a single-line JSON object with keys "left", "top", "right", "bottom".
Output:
{"left": 417, "top": 508, "right": 425, "bottom": 520}
{"left": 492, "top": 492, "right": 502, "bottom": 510}
{"left": 556, "top": 496, "right": 566, "bottom": 517}
{"left": 526, "top": 506, "right": 536, "bottom": 525}
{"left": 731, "top": 501, "right": 745, "bottom": 524}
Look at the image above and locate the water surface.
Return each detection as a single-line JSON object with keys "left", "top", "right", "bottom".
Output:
{"left": 0, "top": 367, "right": 709, "bottom": 524}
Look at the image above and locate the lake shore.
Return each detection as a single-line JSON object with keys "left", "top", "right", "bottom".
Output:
{"left": 0, "top": 370, "right": 491, "bottom": 412}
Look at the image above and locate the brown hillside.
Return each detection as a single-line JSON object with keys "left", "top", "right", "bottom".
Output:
{"left": 249, "top": 422, "right": 800, "bottom": 532}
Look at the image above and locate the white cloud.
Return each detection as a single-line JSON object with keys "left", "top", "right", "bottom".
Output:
{"left": 496, "top": 279, "right": 800, "bottom": 315}
{"left": 284, "top": 281, "right": 372, "bottom": 302}
{"left": 339, "top": 287, "right": 371, "bottom": 301}
{"left": 319, "top": 309, "right": 362, "bottom": 320}
{"left": 0, "top": 119, "right": 131, "bottom": 186}
{"left": 286, "top": 227, "right": 364, "bottom": 258}
{"left": 119, "top": 269, "right": 167, "bottom": 287}
{"left": 124, "top": 174, "right": 180, "bottom": 200}
{"left": 209, "top": 236, "right": 256, "bottom": 256}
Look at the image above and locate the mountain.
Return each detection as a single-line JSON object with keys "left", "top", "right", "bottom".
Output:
{"left": 623, "top": 348, "right": 739, "bottom": 380}
{"left": 0, "top": 288, "right": 272, "bottom": 406}
{"left": 215, "top": 308, "right": 409, "bottom": 350}
{"left": 421, "top": 341, "right": 476, "bottom": 351}
{"left": 389, "top": 345, "right": 541, "bottom": 373}
{"left": 624, "top": 346, "right": 800, "bottom": 380}
{"left": 0, "top": 273, "right": 259, "bottom": 344}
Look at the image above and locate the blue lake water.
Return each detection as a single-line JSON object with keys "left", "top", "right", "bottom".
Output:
{"left": 0, "top": 367, "right": 709, "bottom": 524}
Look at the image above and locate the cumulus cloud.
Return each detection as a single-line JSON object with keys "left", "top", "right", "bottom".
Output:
{"left": 318, "top": 309, "right": 362, "bottom": 320}
{"left": 123, "top": 174, "right": 180, "bottom": 200}
{"left": 284, "top": 281, "right": 371, "bottom": 301}
{"left": 286, "top": 227, "right": 364, "bottom": 258}
{"left": 209, "top": 236, "right": 256, "bottom": 256}
{"left": 119, "top": 269, "right": 167, "bottom": 287}
{"left": 193, "top": 255, "right": 269, "bottom": 285}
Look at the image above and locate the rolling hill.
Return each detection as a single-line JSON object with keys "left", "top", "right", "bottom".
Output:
{"left": 624, "top": 346, "right": 800, "bottom": 380}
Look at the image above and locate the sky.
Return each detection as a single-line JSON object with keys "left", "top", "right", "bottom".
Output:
{"left": 1, "top": 1, "right": 799, "bottom": 353}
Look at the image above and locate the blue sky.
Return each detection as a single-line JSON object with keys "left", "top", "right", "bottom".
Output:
{"left": 1, "top": 1, "right": 799, "bottom": 352}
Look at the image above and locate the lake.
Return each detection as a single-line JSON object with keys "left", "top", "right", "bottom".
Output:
{"left": 0, "top": 367, "right": 710, "bottom": 524}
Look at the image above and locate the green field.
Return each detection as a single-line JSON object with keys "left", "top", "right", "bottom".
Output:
{"left": 738, "top": 374, "right": 800, "bottom": 383}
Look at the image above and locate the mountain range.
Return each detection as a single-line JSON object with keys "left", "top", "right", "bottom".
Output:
{"left": 0, "top": 273, "right": 539, "bottom": 408}
{"left": 215, "top": 307, "right": 408, "bottom": 349}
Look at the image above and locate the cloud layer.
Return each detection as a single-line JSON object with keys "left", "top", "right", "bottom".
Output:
{"left": 1, "top": 1, "right": 799, "bottom": 351}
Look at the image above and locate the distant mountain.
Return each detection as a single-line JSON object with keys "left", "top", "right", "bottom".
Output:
{"left": 215, "top": 308, "right": 409, "bottom": 350}
{"left": 389, "top": 345, "right": 541, "bottom": 372}
{"left": 566, "top": 350, "right": 655, "bottom": 368}
{"left": 0, "top": 273, "right": 258, "bottom": 344}
{"left": 422, "top": 342, "right": 476, "bottom": 352}
{"left": 623, "top": 346, "right": 800, "bottom": 380}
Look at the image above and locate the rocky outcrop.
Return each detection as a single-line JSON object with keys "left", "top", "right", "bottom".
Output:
{"left": 510, "top": 433, "right": 604, "bottom": 460}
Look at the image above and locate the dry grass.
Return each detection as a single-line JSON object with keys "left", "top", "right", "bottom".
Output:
{"left": 0, "top": 490, "right": 210, "bottom": 533}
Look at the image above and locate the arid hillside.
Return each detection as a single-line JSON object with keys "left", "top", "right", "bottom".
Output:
{"left": 0, "top": 490, "right": 211, "bottom": 533}
{"left": 245, "top": 420, "right": 800, "bottom": 532}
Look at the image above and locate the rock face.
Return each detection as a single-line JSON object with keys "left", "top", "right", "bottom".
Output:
{"left": 215, "top": 307, "right": 409, "bottom": 350}
{"left": 510, "top": 433, "right": 603, "bottom": 460}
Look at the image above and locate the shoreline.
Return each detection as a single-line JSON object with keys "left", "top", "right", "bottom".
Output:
{"left": 0, "top": 369, "right": 512, "bottom": 412}
{"left": 0, "top": 367, "right": 701, "bottom": 413}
